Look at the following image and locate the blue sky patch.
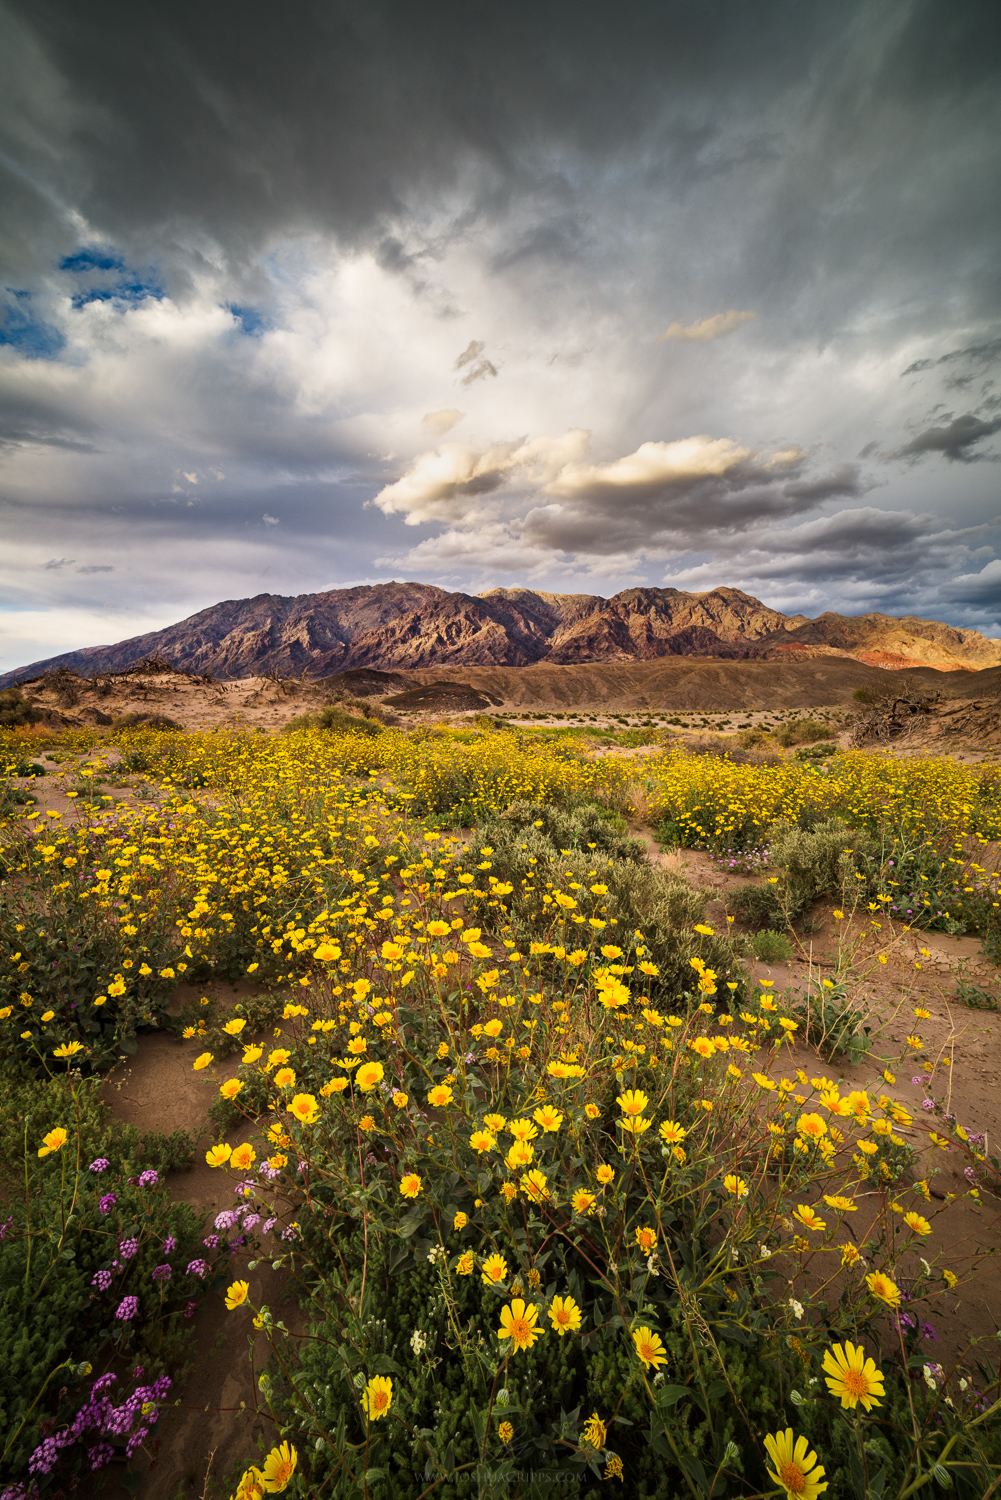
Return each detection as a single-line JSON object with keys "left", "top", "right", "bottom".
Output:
{"left": 59, "top": 249, "right": 125, "bottom": 274}
{"left": 60, "top": 245, "right": 164, "bottom": 311}
{"left": 226, "top": 303, "right": 268, "bottom": 336}
{"left": 71, "top": 279, "right": 164, "bottom": 310}
{"left": 0, "top": 289, "right": 65, "bottom": 359}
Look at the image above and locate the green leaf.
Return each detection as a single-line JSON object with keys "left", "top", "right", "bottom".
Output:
{"left": 656, "top": 1384, "right": 691, "bottom": 1411}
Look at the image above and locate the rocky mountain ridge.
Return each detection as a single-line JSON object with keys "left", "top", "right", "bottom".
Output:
{"left": 5, "top": 582, "right": 1001, "bottom": 685}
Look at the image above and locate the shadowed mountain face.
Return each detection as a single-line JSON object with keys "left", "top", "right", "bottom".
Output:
{"left": 6, "top": 583, "right": 1001, "bottom": 684}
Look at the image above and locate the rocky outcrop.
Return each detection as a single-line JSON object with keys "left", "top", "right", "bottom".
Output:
{"left": 5, "top": 582, "right": 1000, "bottom": 684}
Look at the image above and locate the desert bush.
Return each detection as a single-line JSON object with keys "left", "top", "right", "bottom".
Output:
{"left": 777, "top": 717, "right": 828, "bottom": 747}
{"left": 752, "top": 928, "right": 793, "bottom": 962}
{"left": 0, "top": 687, "right": 42, "bottom": 728}
{"left": 111, "top": 711, "right": 182, "bottom": 731}
{"left": 464, "top": 800, "right": 742, "bottom": 1000}
{"left": 736, "top": 726, "right": 772, "bottom": 749}
{"left": 732, "top": 818, "right": 880, "bottom": 929}
{"left": 730, "top": 882, "right": 786, "bottom": 927}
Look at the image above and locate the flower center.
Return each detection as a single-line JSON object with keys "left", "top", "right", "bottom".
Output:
{"left": 556, "top": 1310, "right": 569, "bottom": 1326}
{"left": 511, "top": 1316, "right": 530, "bottom": 1343}
{"left": 780, "top": 1460, "right": 806, "bottom": 1495}
{"left": 844, "top": 1369, "right": 868, "bottom": 1397}
{"left": 373, "top": 1391, "right": 388, "bottom": 1411}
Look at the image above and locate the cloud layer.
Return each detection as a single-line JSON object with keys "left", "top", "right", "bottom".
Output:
{"left": 1, "top": 0, "right": 1000, "bottom": 670}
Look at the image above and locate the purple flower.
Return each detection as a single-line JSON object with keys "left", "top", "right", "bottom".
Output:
{"left": 214, "top": 1210, "right": 238, "bottom": 1231}
{"left": 183, "top": 1299, "right": 196, "bottom": 1318}
{"left": 88, "top": 1158, "right": 110, "bottom": 1174}
{"left": 115, "top": 1296, "right": 139, "bottom": 1321}
{"left": 186, "top": 1258, "right": 208, "bottom": 1278}
{"left": 118, "top": 1237, "right": 138, "bottom": 1260}
{"left": 163, "top": 1234, "right": 176, "bottom": 1254}
{"left": 911, "top": 1077, "right": 924, "bottom": 1086}
{"left": 138, "top": 1169, "right": 159, "bottom": 1188}
{"left": 98, "top": 1193, "right": 117, "bottom": 1215}
{"left": 89, "top": 1443, "right": 114, "bottom": 1471}
{"left": 921, "top": 1099, "right": 935, "bottom": 1112}
{"left": 261, "top": 1217, "right": 277, "bottom": 1236}
{"left": 242, "top": 1213, "right": 261, "bottom": 1230}
{"left": 151, "top": 1263, "right": 172, "bottom": 1282}
{"left": 91, "top": 1269, "right": 113, "bottom": 1291}
{"left": 202, "top": 1234, "right": 219, "bottom": 1249}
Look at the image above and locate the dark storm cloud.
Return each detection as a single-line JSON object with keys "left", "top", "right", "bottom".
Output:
{"left": 781, "top": 465, "right": 868, "bottom": 502}
{"left": 666, "top": 509, "right": 996, "bottom": 621}
{"left": 0, "top": 0, "right": 841, "bottom": 276}
{"left": 892, "top": 414, "right": 1001, "bottom": 463}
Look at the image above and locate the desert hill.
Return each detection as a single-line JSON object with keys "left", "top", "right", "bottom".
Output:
{"left": 4, "top": 582, "right": 1001, "bottom": 686}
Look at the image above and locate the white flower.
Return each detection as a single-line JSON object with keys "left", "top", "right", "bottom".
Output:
{"left": 959, "top": 1378, "right": 969, "bottom": 1392}
{"left": 920, "top": 1257, "right": 932, "bottom": 1278}
{"left": 410, "top": 1330, "right": 427, "bottom": 1355}
{"left": 789, "top": 1298, "right": 805, "bottom": 1321}
{"left": 758, "top": 1243, "right": 772, "bottom": 1260}
{"left": 646, "top": 1254, "right": 660, "bottom": 1276}
{"left": 427, "top": 1245, "right": 445, "bottom": 1266}
{"left": 922, "top": 1364, "right": 938, "bottom": 1390}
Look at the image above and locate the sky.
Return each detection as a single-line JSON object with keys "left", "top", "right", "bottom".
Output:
{"left": 1, "top": 0, "right": 1000, "bottom": 673}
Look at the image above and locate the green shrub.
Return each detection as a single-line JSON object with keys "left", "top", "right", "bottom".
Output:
{"left": 752, "top": 928, "right": 793, "bottom": 962}
{"left": 730, "top": 882, "right": 786, "bottom": 927}
{"left": 955, "top": 978, "right": 1000, "bottom": 1011}
{"left": 284, "top": 704, "right": 383, "bottom": 737}
{"left": 466, "top": 801, "right": 743, "bottom": 1001}
{"left": 776, "top": 717, "right": 828, "bottom": 747}
{"left": 731, "top": 819, "right": 880, "bottom": 928}
{"left": 0, "top": 687, "right": 42, "bottom": 728}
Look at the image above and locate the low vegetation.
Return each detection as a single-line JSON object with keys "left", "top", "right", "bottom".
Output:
{"left": 0, "top": 718, "right": 999, "bottom": 1497}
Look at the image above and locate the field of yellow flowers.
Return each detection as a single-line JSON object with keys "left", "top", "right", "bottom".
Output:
{"left": 2, "top": 721, "right": 1000, "bottom": 1499}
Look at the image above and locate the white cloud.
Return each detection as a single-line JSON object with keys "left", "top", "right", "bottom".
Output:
{"left": 372, "top": 428, "right": 810, "bottom": 563}
{"left": 422, "top": 408, "right": 464, "bottom": 436}
{"left": 658, "top": 309, "right": 757, "bottom": 343}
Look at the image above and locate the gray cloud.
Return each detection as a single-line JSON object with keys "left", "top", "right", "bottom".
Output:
{"left": 43, "top": 557, "right": 74, "bottom": 569}
{"left": 1, "top": 0, "right": 1001, "bottom": 665}
{"left": 76, "top": 563, "right": 112, "bottom": 573}
{"left": 892, "top": 413, "right": 1001, "bottom": 462}
{"left": 902, "top": 337, "right": 1001, "bottom": 377}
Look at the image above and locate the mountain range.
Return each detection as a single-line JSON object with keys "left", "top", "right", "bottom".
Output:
{"left": 6, "top": 583, "right": 1001, "bottom": 685}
